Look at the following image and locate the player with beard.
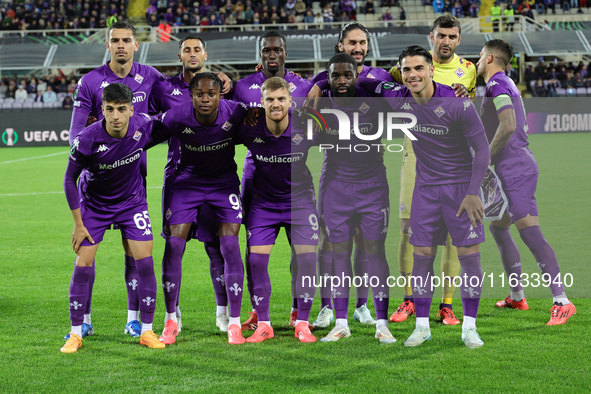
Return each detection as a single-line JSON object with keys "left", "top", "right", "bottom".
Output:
{"left": 65, "top": 21, "right": 164, "bottom": 341}
{"left": 148, "top": 34, "right": 234, "bottom": 340}
{"left": 232, "top": 30, "right": 313, "bottom": 331}
{"left": 310, "top": 22, "right": 395, "bottom": 331}
{"left": 315, "top": 53, "right": 397, "bottom": 344}
{"left": 237, "top": 77, "right": 319, "bottom": 343}
{"left": 388, "top": 16, "right": 477, "bottom": 326}
{"left": 476, "top": 39, "right": 576, "bottom": 325}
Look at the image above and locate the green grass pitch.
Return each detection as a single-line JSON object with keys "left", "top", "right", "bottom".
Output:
{"left": 0, "top": 133, "right": 589, "bottom": 391}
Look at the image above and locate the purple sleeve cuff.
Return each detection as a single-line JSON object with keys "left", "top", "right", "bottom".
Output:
{"left": 69, "top": 106, "right": 91, "bottom": 144}
{"left": 64, "top": 159, "right": 83, "bottom": 210}
{"left": 466, "top": 131, "right": 490, "bottom": 195}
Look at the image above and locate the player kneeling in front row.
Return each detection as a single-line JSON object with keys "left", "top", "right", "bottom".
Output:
{"left": 61, "top": 83, "right": 164, "bottom": 353}
{"left": 238, "top": 77, "right": 318, "bottom": 343}
{"left": 476, "top": 39, "right": 576, "bottom": 324}
{"left": 385, "top": 46, "right": 490, "bottom": 348}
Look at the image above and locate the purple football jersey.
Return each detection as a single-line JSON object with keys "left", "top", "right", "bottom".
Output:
{"left": 64, "top": 114, "right": 155, "bottom": 210}
{"left": 237, "top": 114, "right": 316, "bottom": 208}
{"left": 391, "top": 83, "right": 487, "bottom": 193}
{"left": 480, "top": 71, "right": 538, "bottom": 178}
{"left": 155, "top": 100, "right": 248, "bottom": 187}
{"left": 70, "top": 62, "right": 163, "bottom": 143}
{"left": 319, "top": 86, "right": 391, "bottom": 184}
{"left": 311, "top": 64, "right": 394, "bottom": 85}
{"left": 148, "top": 73, "right": 190, "bottom": 176}
{"left": 233, "top": 70, "right": 313, "bottom": 108}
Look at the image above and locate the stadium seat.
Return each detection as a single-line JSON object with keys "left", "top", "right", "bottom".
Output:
{"left": 33, "top": 102, "right": 43, "bottom": 109}
{"left": 576, "top": 87, "right": 586, "bottom": 96}
{"left": 12, "top": 102, "right": 23, "bottom": 110}
{"left": 1, "top": 102, "right": 13, "bottom": 110}
{"left": 57, "top": 92, "right": 67, "bottom": 101}
{"left": 22, "top": 102, "right": 33, "bottom": 109}
{"left": 4, "top": 97, "right": 15, "bottom": 104}
{"left": 43, "top": 102, "right": 55, "bottom": 109}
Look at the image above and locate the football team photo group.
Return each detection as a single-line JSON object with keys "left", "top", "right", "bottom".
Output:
{"left": 53, "top": 15, "right": 579, "bottom": 357}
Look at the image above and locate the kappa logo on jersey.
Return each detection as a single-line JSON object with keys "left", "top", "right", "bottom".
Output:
{"left": 182, "top": 127, "right": 194, "bottom": 134}
{"left": 359, "top": 102, "right": 370, "bottom": 113}
{"left": 463, "top": 100, "right": 472, "bottom": 111}
{"left": 100, "top": 81, "right": 109, "bottom": 89}
{"left": 253, "top": 137, "right": 265, "bottom": 143}
{"left": 489, "top": 81, "right": 498, "bottom": 87}
{"left": 249, "top": 83, "right": 261, "bottom": 90}
{"left": 311, "top": 233, "right": 319, "bottom": 240}
{"left": 512, "top": 262, "right": 522, "bottom": 268}
{"left": 97, "top": 144, "right": 109, "bottom": 153}
{"left": 434, "top": 106, "right": 446, "bottom": 118}
{"left": 467, "top": 225, "right": 479, "bottom": 240}
{"left": 134, "top": 74, "right": 144, "bottom": 84}
{"left": 289, "top": 82, "right": 297, "bottom": 93}
{"left": 142, "top": 228, "right": 152, "bottom": 236}
{"left": 292, "top": 133, "right": 303, "bottom": 145}
{"left": 171, "top": 88, "right": 182, "bottom": 96}
{"left": 133, "top": 130, "right": 142, "bottom": 141}
{"left": 401, "top": 102, "right": 412, "bottom": 111}
{"left": 222, "top": 121, "right": 233, "bottom": 131}
{"left": 455, "top": 68, "right": 465, "bottom": 78}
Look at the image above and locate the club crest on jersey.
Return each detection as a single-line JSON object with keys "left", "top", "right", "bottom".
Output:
{"left": 455, "top": 68, "right": 465, "bottom": 78}
{"left": 434, "top": 106, "right": 446, "bottom": 118}
{"left": 366, "top": 73, "right": 375, "bottom": 79}
{"left": 133, "top": 130, "right": 142, "bottom": 141}
{"left": 134, "top": 74, "right": 144, "bottom": 84}
{"left": 222, "top": 121, "right": 233, "bottom": 131}
{"left": 289, "top": 82, "right": 297, "bottom": 93}
{"left": 359, "top": 102, "right": 370, "bottom": 113}
{"left": 292, "top": 133, "right": 303, "bottom": 145}
{"left": 166, "top": 208, "right": 172, "bottom": 219}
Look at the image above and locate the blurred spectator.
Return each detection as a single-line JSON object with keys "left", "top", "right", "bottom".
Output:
{"left": 452, "top": 1, "right": 463, "bottom": 16}
{"left": 62, "top": 95, "right": 74, "bottom": 110}
{"left": 67, "top": 79, "right": 77, "bottom": 94}
{"left": 533, "top": 78, "right": 547, "bottom": 97}
{"left": 433, "top": 0, "right": 444, "bottom": 13}
{"left": 304, "top": 9, "right": 315, "bottom": 23}
{"left": 382, "top": 8, "right": 394, "bottom": 20}
{"left": 5, "top": 81, "right": 17, "bottom": 99}
{"left": 323, "top": 3, "right": 334, "bottom": 22}
{"left": 544, "top": 0, "right": 556, "bottom": 14}
{"left": 43, "top": 86, "right": 57, "bottom": 103}
{"left": 34, "top": 90, "right": 44, "bottom": 102}
{"left": 314, "top": 12, "right": 324, "bottom": 24}
{"left": 504, "top": 4, "right": 514, "bottom": 30}
{"left": 15, "top": 84, "right": 28, "bottom": 100}
{"left": 226, "top": 12, "right": 237, "bottom": 24}
{"left": 364, "top": 0, "right": 376, "bottom": 14}
{"left": 0, "top": 81, "right": 7, "bottom": 97}
{"left": 27, "top": 77, "right": 38, "bottom": 94}
{"left": 295, "top": 0, "right": 307, "bottom": 15}
{"left": 506, "top": 64, "right": 518, "bottom": 83}
{"left": 491, "top": 2, "right": 501, "bottom": 31}
{"left": 469, "top": 0, "right": 480, "bottom": 17}
{"left": 536, "top": 0, "right": 546, "bottom": 13}
{"left": 399, "top": 6, "right": 406, "bottom": 23}
{"left": 158, "top": 19, "right": 172, "bottom": 42}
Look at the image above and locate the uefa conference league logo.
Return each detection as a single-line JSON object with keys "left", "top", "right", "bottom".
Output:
{"left": 2, "top": 128, "right": 17, "bottom": 146}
